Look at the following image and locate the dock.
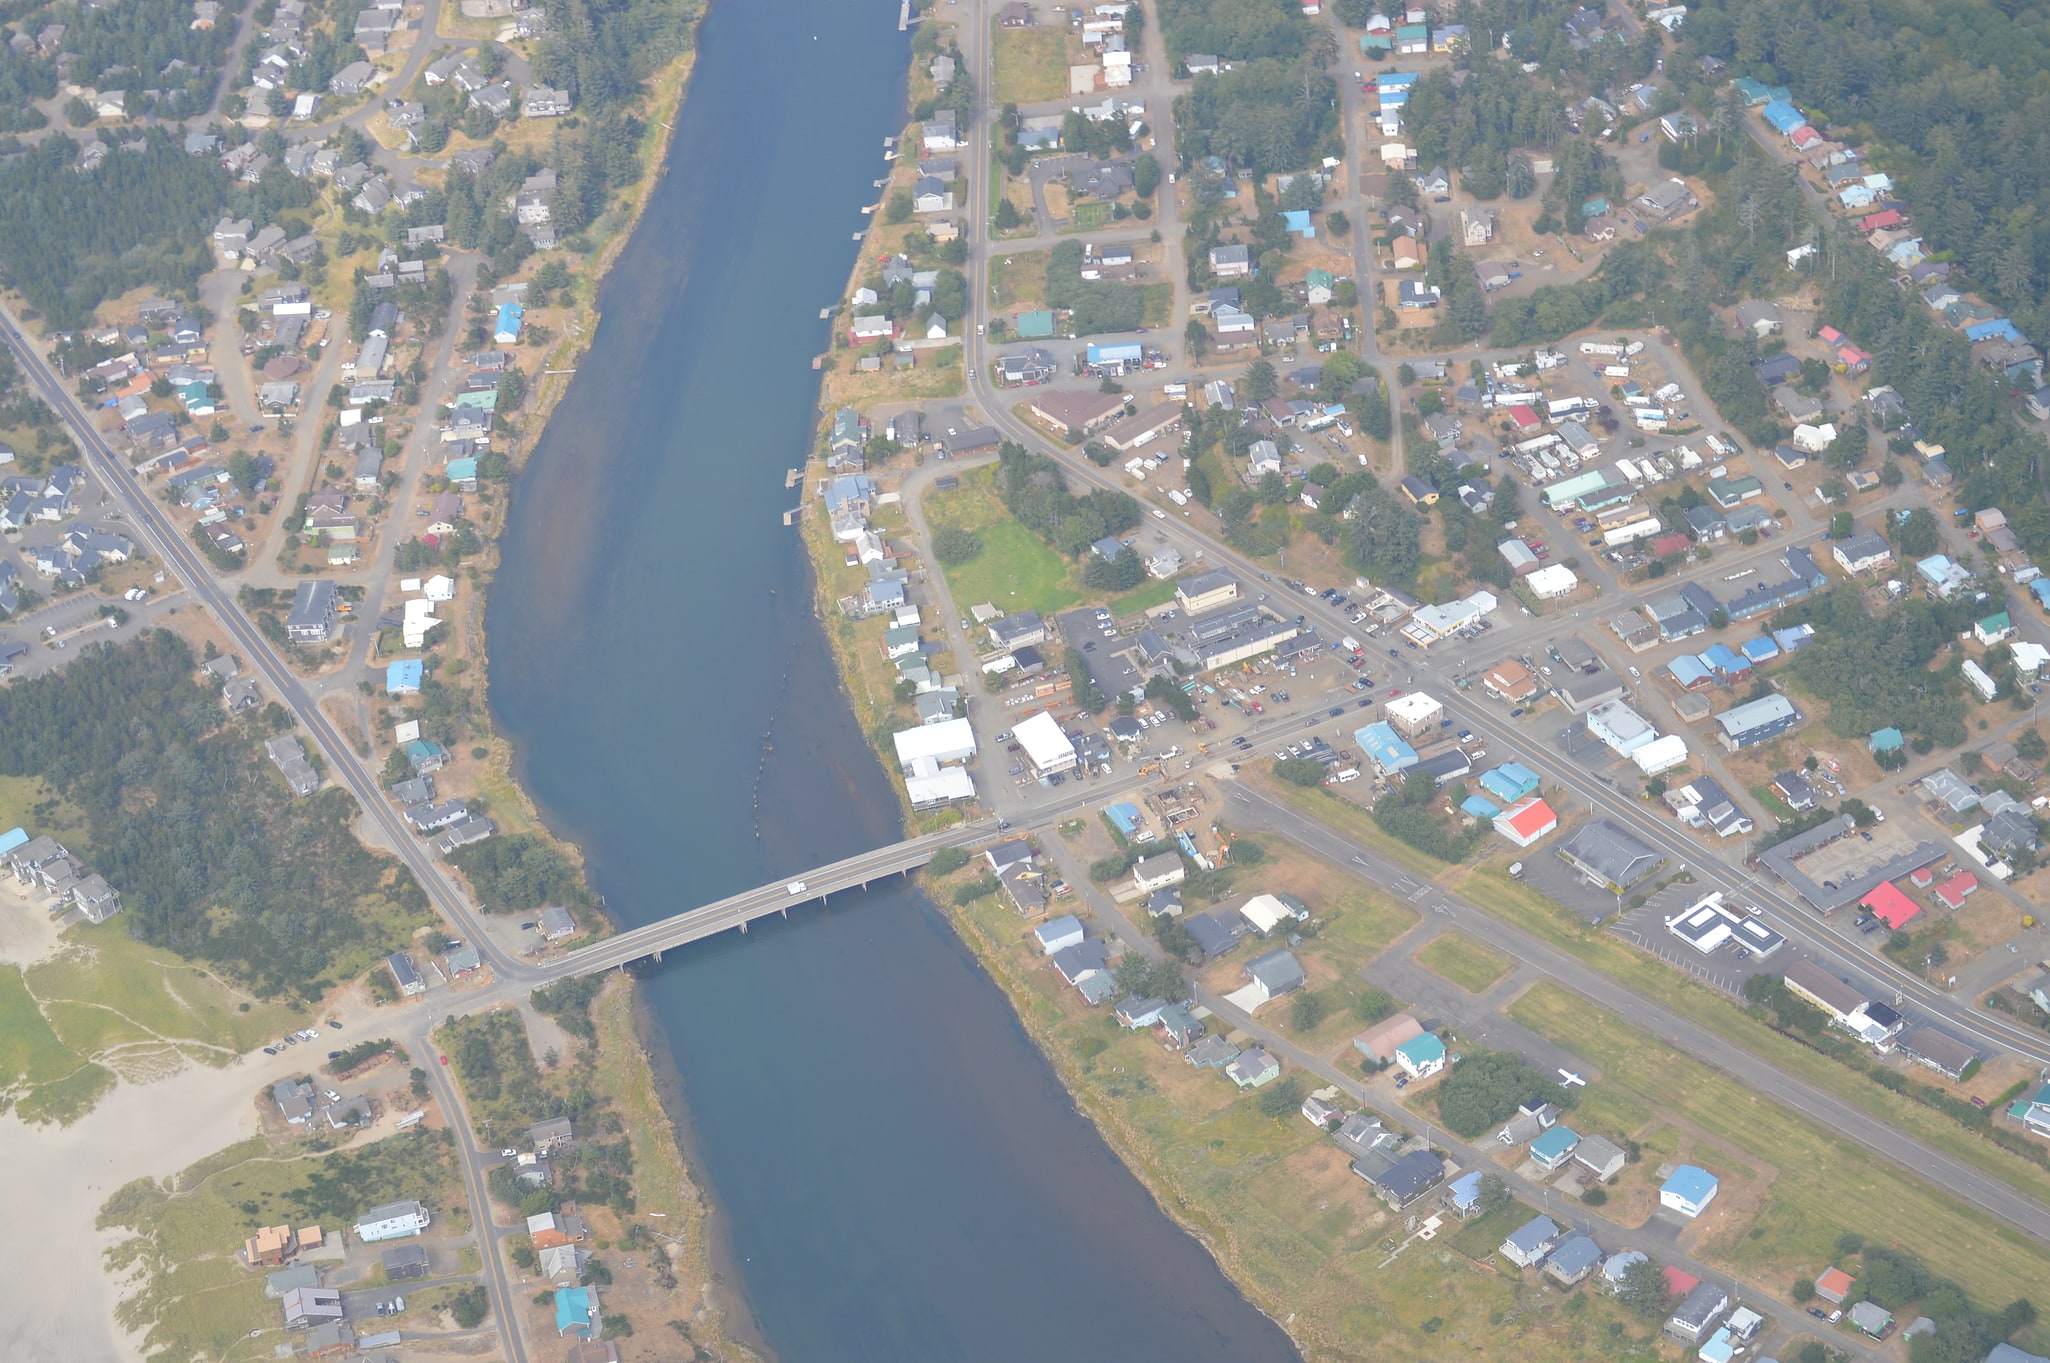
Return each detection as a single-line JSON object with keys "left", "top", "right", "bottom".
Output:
{"left": 897, "top": 0, "right": 913, "bottom": 29}
{"left": 818, "top": 307, "right": 833, "bottom": 319}
{"left": 784, "top": 468, "right": 802, "bottom": 489}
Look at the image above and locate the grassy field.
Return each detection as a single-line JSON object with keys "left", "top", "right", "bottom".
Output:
{"left": 28, "top": 926, "right": 301, "bottom": 1056}
{"left": 1454, "top": 863, "right": 2050, "bottom": 1211}
{"left": 926, "top": 468, "right": 1084, "bottom": 616}
{"left": 934, "top": 870, "right": 1672, "bottom": 1363}
{"left": 821, "top": 344, "right": 966, "bottom": 407}
{"left": 1507, "top": 982, "right": 2050, "bottom": 1312}
{"left": 1108, "top": 577, "right": 1179, "bottom": 615}
{"left": 990, "top": 249, "right": 1051, "bottom": 314}
{"left": 102, "top": 1130, "right": 463, "bottom": 1363}
{"left": 991, "top": 26, "right": 1073, "bottom": 104}
{"left": 1416, "top": 930, "right": 1514, "bottom": 993}
{"left": 1139, "top": 281, "right": 1175, "bottom": 328}
{"left": 1257, "top": 772, "right": 1456, "bottom": 880}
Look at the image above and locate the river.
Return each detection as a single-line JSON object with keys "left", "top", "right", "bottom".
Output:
{"left": 484, "top": 0, "right": 1300, "bottom": 1358}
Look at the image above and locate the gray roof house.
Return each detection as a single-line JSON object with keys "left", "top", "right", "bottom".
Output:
{"left": 1544, "top": 1234, "right": 1603, "bottom": 1286}
{"left": 1667, "top": 1281, "right": 1730, "bottom": 1341}
{"left": 1242, "top": 948, "right": 1307, "bottom": 1002}
{"left": 1500, "top": 1214, "right": 1560, "bottom": 1268}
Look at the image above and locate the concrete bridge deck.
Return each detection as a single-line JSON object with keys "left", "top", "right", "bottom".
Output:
{"left": 539, "top": 817, "right": 1002, "bottom": 979}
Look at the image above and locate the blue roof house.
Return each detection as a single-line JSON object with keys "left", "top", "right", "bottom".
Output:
{"left": 1739, "top": 636, "right": 1780, "bottom": 664}
{"left": 554, "top": 1286, "right": 596, "bottom": 1337}
{"left": 1479, "top": 762, "right": 1540, "bottom": 803}
{"left": 0, "top": 827, "right": 27, "bottom": 857}
{"left": 1461, "top": 794, "right": 1502, "bottom": 819}
{"left": 446, "top": 457, "right": 480, "bottom": 488}
{"left": 1393, "top": 1032, "right": 1447, "bottom": 1079}
{"left": 386, "top": 659, "right": 424, "bottom": 694}
{"left": 1443, "top": 1169, "right": 1486, "bottom": 1216}
{"left": 1761, "top": 100, "right": 1806, "bottom": 135}
{"left": 1529, "top": 1124, "right": 1581, "bottom": 1170}
{"left": 1668, "top": 654, "right": 1714, "bottom": 689}
{"left": 1965, "top": 319, "right": 2023, "bottom": 345}
{"left": 1868, "top": 727, "right": 1905, "bottom": 755}
{"left": 494, "top": 302, "right": 524, "bottom": 344}
{"left": 1282, "top": 209, "right": 1315, "bottom": 238}
{"left": 1660, "top": 1165, "right": 1720, "bottom": 1217}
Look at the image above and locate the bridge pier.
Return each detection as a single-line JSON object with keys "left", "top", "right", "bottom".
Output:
{"left": 739, "top": 919, "right": 748, "bottom": 934}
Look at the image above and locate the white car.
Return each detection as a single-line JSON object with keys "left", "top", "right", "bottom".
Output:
{"left": 1152, "top": 508, "right": 1166, "bottom": 518}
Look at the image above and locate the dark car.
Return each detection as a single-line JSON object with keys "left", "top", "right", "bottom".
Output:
{"left": 1510, "top": 707, "right": 1525, "bottom": 717}
{"left": 1358, "top": 698, "right": 1372, "bottom": 708}
{"left": 1328, "top": 706, "right": 1344, "bottom": 717}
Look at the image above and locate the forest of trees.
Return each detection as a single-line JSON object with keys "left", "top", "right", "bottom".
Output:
{"left": 1158, "top": 0, "right": 1307, "bottom": 63}
{"left": 0, "top": 133, "right": 227, "bottom": 328}
{"left": 0, "top": 632, "right": 425, "bottom": 996}
{"left": 1681, "top": 0, "right": 2050, "bottom": 344}
{"left": 1174, "top": 58, "right": 1339, "bottom": 175}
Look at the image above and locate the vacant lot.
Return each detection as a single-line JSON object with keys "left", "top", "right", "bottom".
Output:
{"left": 926, "top": 467, "right": 1084, "bottom": 616}
{"left": 1507, "top": 981, "right": 2050, "bottom": 1311}
{"left": 992, "top": 26, "right": 1077, "bottom": 104}
{"left": 990, "top": 248, "right": 1052, "bottom": 315}
{"left": 821, "top": 343, "right": 966, "bottom": 407}
{"left": 1416, "top": 930, "right": 1514, "bottom": 993}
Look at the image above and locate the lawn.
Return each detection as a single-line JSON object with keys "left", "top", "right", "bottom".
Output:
{"left": 1257, "top": 773, "right": 1455, "bottom": 880}
{"left": 991, "top": 26, "right": 1073, "bottom": 104}
{"left": 0, "top": 964, "right": 83, "bottom": 1093}
{"left": 926, "top": 469, "right": 1084, "bottom": 616}
{"left": 1416, "top": 930, "right": 1514, "bottom": 993}
{"left": 1507, "top": 981, "right": 2050, "bottom": 1311}
{"left": 937, "top": 875, "right": 1670, "bottom": 1363}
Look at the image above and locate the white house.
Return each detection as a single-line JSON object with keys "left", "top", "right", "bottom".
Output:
{"left": 1659, "top": 1165, "right": 1719, "bottom": 1218}
{"left": 353, "top": 1200, "right": 431, "bottom": 1242}
{"left": 1033, "top": 914, "right": 1085, "bottom": 956}
{"left": 1132, "top": 853, "right": 1185, "bottom": 894}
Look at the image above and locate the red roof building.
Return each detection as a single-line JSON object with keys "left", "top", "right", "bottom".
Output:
{"left": 1909, "top": 866, "right": 1936, "bottom": 888}
{"left": 1663, "top": 1265, "right": 1700, "bottom": 1298}
{"left": 1493, "top": 796, "right": 1559, "bottom": 848}
{"left": 1935, "top": 872, "right": 1979, "bottom": 909}
{"left": 1815, "top": 1267, "right": 1855, "bottom": 1303}
{"left": 1507, "top": 404, "right": 1541, "bottom": 432}
{"left": 1859, "top": 881, "right": 1920, "bottom": 930}
{"left": 1859, "top": 209, "right": 1903, "bottom": 233}
{"left": 1649, "top": 532, "right": 1691, "bottom": 558}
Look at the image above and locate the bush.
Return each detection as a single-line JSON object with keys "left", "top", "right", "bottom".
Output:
{"left": 1254, "top": 1074, "right": 1303, "bottom": 1119}
{"left": 951, "top": 874, "right": 999, "bottom": 905}
{"left": 1581, "top": 1186, "right": 1607, "bottom": 1207}
{"left": 448, "top": 1285, "right": 489, "bottom": 1328}
{"left": 1273, "top": 757, "right": 1326, "bottom": 786}
{"left": 928, "top": 846, "right": 971, "bottom": 877}
{"left": 931, "top": 526, "right": 982, "bottom": 565}
{"left": 1290, "top": 991, "right": 1328, "bottom": 1031}
{"left": 1433, "top": 1048, "right": 1573, "bottom": 1138}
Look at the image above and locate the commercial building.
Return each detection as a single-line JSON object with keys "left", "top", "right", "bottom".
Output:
{"left": 1013, "top": 711, "right": 1078, "bottom": 776}
{"left": 1494, "top": 796, "right": 1558, "bottom": 847}
{"left": 1556, "top": 820, "right": 1665, "bottom": 893}
{"left": 1175, "top": 570, "right": 1239, "bottom": 614}
{"left": 1714, "top": 694, "right": 1801, "bottom": 750}
{"left": 1663, "top": 892, "right": 1785, "bottom": 959}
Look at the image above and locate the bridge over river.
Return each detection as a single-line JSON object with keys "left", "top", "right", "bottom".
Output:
{"left": 533, "top": 818, "right": 1004, "bottom": 980}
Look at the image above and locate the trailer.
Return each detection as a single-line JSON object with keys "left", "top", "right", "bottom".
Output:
{"left": 1603, "top": 515, "right": 1663, "bottom": 545}
{"left": 1581, "top": 341, "right": 1627, "bottom": 357}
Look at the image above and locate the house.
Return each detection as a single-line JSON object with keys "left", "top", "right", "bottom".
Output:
{"left": 1833, "top": 532, "right": 1892, "bottom": 574}
{"left": 1033, "top": 914, "right": 1085, "bottom": 956}
{"left": 282, "top": 1286, "right": 344, "bottom": 1329}
{"left": 1392, "top": 1032, "right": 1446, "bottom": 1080}
{"left": 1814, "top": 1266, "right": 1854, "bottom": 1304}
{"left": 1848, "top": 1301, "right": 1893, "bottom": 1338}
{"left": 1359, "top": 1148, "right": 1445, "bottom": 1207}
{"left": 381, "top": 1243, "right": 431, "bottom": 1281}
{"left": 1772, "top": 770, "right": 1815, "bottom": 811}
{"left": 1659, "top": 1164, "right": 1718, "bottom": 1217}
{"left": 1545, "top": 1235, "right": 1603, "bottom": 1288}
{"left": 1460, "top": 206, "right": 1497, "bottom": 246}
{"left": 1500, "top": 1214, "right": 1560, "bottom": 1268}
{"left": 1572, "top": 1133, "right": 1627, "bottom": 1182}
{"left": 387, "top": 952, "right": 425, "bottom": 997}
{"left": 1895, "top": 1025, "right": 1978, "bottom": 1081}
{"left": 1225, "top": 1046, "right": 1281, "bottom": 1088}
{"left": 1242, "top": 948, "right": 1306, "bottom": 1003}
{"left": 554, "top": 1286, "right": 599, "bottom": 1338}
{"left": 1714, "top": 694, "right": 1801, "bottom": 750}
{"left": 529, "top": 1116, "right": 576, "bottom": 1152}
{"left": 1209, "top": 244, "right": 1253, "bottom": 278}
{"left": 1353, "top": 1012, "right": 1425, "bottom": 1064}
{"left": 354, "top": 1200, "right": 430, "bottom": 1242}
{"left": 285, "top": 579, "right": 338, "bottom": 643}
{"left": 1668, "top": 1281, "right": 1730, "bottom": 1342}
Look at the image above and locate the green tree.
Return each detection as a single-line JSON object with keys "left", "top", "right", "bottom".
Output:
{"left": 1895, "top": 507, "right": 1939, "bottom": 557}
{"left": 1243, "top": 358, "right": 1279, "bottom": 402}
{"left": 1184, "top": 317, "right": 1210, "bottom": 358}
{"left": 1290, "top": 991, "right": 1327, "bottom": 1031}
{"left": 1618, "top": 1257, "right": 1672, "bottom": 1318}
{"left": 1134, "top": 152, "right": 1161, "bottom": 197}
{"left": 994, "top": 196, "right": 1023, "bottom": 231}
{"left": 1326, "top": 209, "right": 1350, "bottom": 236}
